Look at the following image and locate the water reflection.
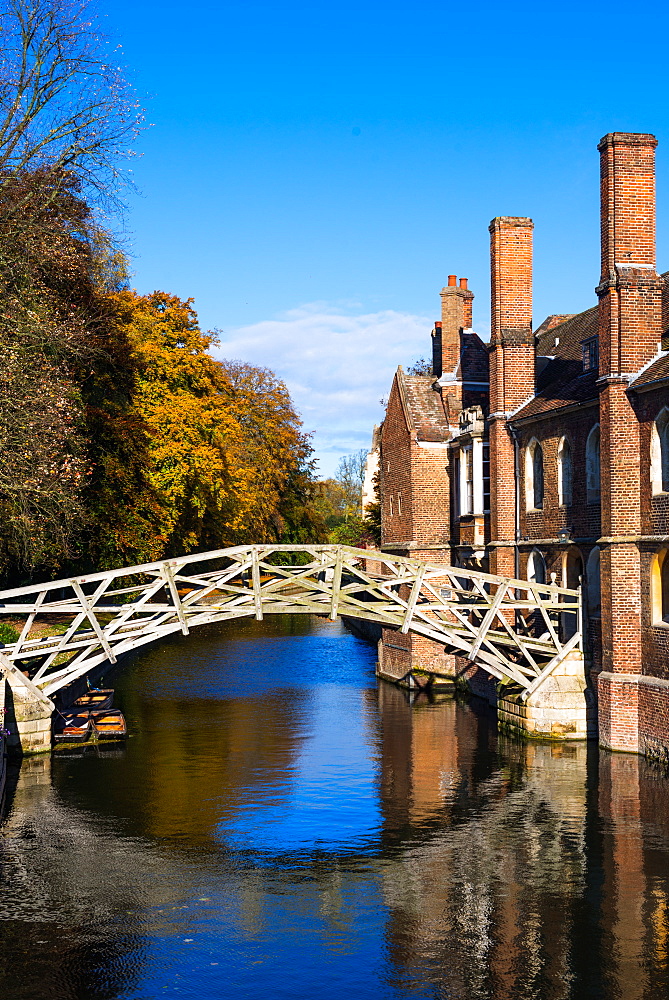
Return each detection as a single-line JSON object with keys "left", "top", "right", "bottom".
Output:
{"left": 0, "top": 616, "right": 668, "bottom": 999}
{"left": 374, "top": 685, "right": 669, "bottom": 1000}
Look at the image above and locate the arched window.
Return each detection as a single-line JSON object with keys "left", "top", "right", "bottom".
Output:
{"left": 525, "top": 439, "right": 544, "bottom": 510}
{"left": 586, "top": 425, "right": 600, "bottom": 504}
{"left": 527, "top": 549, "right": 547, "bottom": 584}
{"left": 562, "top": 548, "right": 583, "bottom": 638}
{"left": 651, "top": 549, "right": 669, "bottom": 623}
{"left": 563, "top": 549, "right": 583, "bottom": 590}
{"left": 650, "top": 408, "right": 669, "bottom": 495}
{"left": 557, "top": 436, "right": 573, "bottom": 506}
{"left": 586, "top": 547, "right": 601, "bottom": 618}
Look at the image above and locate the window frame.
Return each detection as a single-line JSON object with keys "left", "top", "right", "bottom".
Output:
{"left": 557, "top": 436, "right": 573, "bottom": 507}
{"left": 525, "top": 439, "right": 544, "bottom": 511}
{"left": 586, "top": 424, "right": 601, "bottom": 505}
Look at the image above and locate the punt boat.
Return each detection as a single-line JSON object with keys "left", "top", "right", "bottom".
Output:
{"left": 53, "top": 712, "right": 92, "bottom": 744}
{"left": 89, "top": 709, "right": 127, "bottom": 740}
{"left": 73, "top": 688, "right": 114, "bottom": 711}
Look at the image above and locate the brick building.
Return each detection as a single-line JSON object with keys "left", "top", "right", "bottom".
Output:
{"left": 378, "top": 131, "right": 669, "bottom": 759}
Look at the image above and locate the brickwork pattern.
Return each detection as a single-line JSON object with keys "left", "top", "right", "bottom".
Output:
{"left": 440, "top": 277, "right": 474, "bottom": 378}
{"left": 376, "top": 130, "right": 669, "bottom": 759}
{"left": 597, "top": 134, "right": 664, "bottom": 755}
{"left": 489, "top": 217, "right": 534, "bottom": 579}
{"left": 598, "top": 673, "right": 640, "bottom": 751}
{"left": 517, "top": 409, "right": 601, "bottom": 543}
{"left": 380, "top": 375, "right": 414, "bottom": 548}
{"left": 638, "top": 676, "right": 669, "bottom": 763}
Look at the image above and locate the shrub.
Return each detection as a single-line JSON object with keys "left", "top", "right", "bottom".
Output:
{"left": 0, "top": 623, "right": 19, "bottom": 644}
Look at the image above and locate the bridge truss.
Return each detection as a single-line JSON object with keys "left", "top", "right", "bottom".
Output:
{"left": 0, "top": 545, "right": 581, "bottom": 703}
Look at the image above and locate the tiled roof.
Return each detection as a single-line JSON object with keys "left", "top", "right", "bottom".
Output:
{"left": 512, "top": 306, "right": 599, "bottom": 421}
{"left": 398, "top": 370, "right": 450, "bottom": 442}
{"left": 534, "top": 306, "right": 598, "bottom": 360}
{"left": 499, "top": 272, "right": 669, "bottom": 418}
{"left": 533, "top": 314, "right": 576, "bottom": 343}
{"left": 631, "top": 353, "right": 669, "bottom": 388}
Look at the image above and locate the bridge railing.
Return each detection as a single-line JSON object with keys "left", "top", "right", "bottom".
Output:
{"left": 0, "top": 545, "right": 581, "bottom": 698}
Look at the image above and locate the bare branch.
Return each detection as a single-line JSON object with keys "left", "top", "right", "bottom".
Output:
{"left": 0, "top": 0, "right": 145, "bottom": 215}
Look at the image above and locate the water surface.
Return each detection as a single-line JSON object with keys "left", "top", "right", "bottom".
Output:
{"left": 1, "top": 615, "right": 669, "bottom": 999}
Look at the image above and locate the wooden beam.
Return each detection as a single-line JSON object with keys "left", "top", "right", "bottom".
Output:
{"left": 251, "top": 547, "right": 263, "bottom": 621}
{"left": 161, "top": 564, "right": 190, "bottom": 635}
{"left": 400, "top": 565, "right": 426, "bottom": 634}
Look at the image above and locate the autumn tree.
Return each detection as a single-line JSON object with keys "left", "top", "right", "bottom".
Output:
{"left": 0, "top": 171, "right": 130, "bottom": 578}
{"left": 110, "top": 291, "right": 326, "bottom": 557}
{"left": 313, "top": 449, "right": 378, "bottom": 546}
{"left": 0, "top": 0, "right": 145, "bottom": 580}
{"left": 0, "top": 1, "right": 327, "bottom": 579}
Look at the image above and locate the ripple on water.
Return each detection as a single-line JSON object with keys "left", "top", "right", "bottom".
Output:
{"left": 2, "top": 617, "right": 669, "bottom": 1000}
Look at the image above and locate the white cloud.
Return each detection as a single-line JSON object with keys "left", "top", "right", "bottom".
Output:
{"left": 214, "top": 303, "right": 432, "bottom": 477}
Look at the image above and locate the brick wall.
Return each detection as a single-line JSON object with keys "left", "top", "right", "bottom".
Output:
{"left": 633, "top": 386, "right": 669, "bottom": 683}
{"left": 380, "top": 374, "right": 414, "bottom": 548}
{"left": 440, "top": 275, "right": 474, "bottom": 378}
{"left": 596, "top": 133, "right": 665, "bottom": 750}
{"left": 376, "top": 130, "right": 669, "bottom": 762}
{"left": 488, "top": 217, "right": 534, "bottom": 579}
{"left": 379, "top": 367, "right": 455, "bottom": 677}
{"left": 639, "top": 677, "right": 669, "bottom": 763}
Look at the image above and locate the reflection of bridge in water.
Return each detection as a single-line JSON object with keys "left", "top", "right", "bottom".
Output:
{"left": 0, "top": 544, "right": 581, "bottom": 706}
{"left": 1, "top": 678, "right": 668, "bottom": 1000}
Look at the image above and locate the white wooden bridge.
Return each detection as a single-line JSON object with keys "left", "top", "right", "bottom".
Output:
{"left": 0, "top": 545, "right": 581, "bottom": 711}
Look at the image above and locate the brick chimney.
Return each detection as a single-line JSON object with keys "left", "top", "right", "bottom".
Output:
{"left": 487, "top": 217, "right": 534, "bottom": 578}
{"left": 597, "top": 132, "right": 662, "bottom": 376}
{"left": 597, "top": 133, "right": 663, "bottom": 751}
{"left": 489, "top": 217, "right": 535, "bottom": 413}
{"left": 434, "top": 274, "right": 474, "bottom": 378}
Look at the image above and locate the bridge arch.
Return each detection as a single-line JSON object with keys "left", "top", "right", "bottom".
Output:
{"left": 0, "top": 545, "right": 581, "bottom": 704}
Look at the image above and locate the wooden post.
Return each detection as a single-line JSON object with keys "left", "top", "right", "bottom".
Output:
{"left": 400, "top": 565, "right": 426, "bottom": 634}
{"left": 161, "top": 564, "right": 189, "bottom": 635}
{"left": 251, "top": 547, "right": 263, "bottom": 621}
{"left": 330, "top": 548, "right": 343, "bottom": 620}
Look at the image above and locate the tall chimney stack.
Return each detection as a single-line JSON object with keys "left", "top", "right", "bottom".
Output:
{"left": 487, "top": 216, "right": 534, "bottom": 579}
{"left": 597, "top": 133, "right": 663, "bottom": 751}
{"left": 437, "top": 274, "right": 474, "bottom": 379}
{"left": 597, "top": 132, "right": 662, "bottom": 376}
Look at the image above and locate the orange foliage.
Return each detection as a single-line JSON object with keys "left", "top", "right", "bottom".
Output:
{"left": 113, "top": 290, "right": 325, "bottom": 555}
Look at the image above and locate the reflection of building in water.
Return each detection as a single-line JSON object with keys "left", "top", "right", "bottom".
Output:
{"left": 373, "top": 687, "right": 669, "bottom": 999}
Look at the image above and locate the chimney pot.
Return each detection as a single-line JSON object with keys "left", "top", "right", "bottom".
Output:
{"left": 447, "top": 275, "right": 457, "bottom": 287}
{"left": 459, "top": 278, "right": 468, "bottom": 289}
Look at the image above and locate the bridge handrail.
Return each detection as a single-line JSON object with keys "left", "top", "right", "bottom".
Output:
{"left": 0, "top": 544, "right": 582, "bottom": 700}
{"left": 0, "top": 544, "right": 580, "bottom": 603}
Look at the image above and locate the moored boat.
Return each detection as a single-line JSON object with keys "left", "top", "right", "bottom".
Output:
{"left": 73, "top": 688, "right": 114, "bottom": 711}
{"left": 53, "top": 712, "right": 92, "bottom": 744}
{"left": 89, "top": 709, "right": 127, "bottom": 740}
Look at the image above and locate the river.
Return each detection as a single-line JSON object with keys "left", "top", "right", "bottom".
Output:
{"left": 1, "top": 615, "right": 669, "bottom": 999}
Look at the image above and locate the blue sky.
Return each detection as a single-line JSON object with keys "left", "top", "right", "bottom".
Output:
{"left": 102, "top": 0, "right": 669, "bottom": 475}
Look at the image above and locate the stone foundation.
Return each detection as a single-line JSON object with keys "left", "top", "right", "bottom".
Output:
{"left": 498, "top": 651, "right": 596, "bottom": 740}
{"left": 4, "top": 675, "right": 53, "bottom": 755}
{"left": 377, "top": 640, "right": 594, "bottom": 740}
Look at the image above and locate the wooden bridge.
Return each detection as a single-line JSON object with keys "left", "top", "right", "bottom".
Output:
{"left": 0, "top": 545, "right": 581, "bottom": 710}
